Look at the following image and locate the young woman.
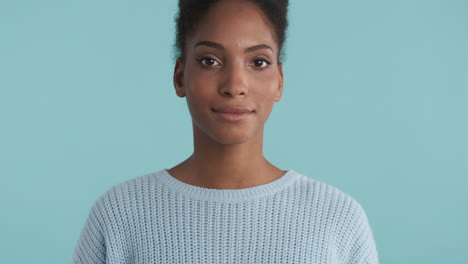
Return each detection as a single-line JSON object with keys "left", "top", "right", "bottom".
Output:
{"left": 73, "top": 0, "right": 379, "bottom": 263}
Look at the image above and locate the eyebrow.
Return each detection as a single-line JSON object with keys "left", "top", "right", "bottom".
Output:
{"left": 194, "top": 41, "right": 273, "bottom": 53}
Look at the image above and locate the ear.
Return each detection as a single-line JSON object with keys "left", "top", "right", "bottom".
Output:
{"left": 173, "top": 58, "right": 186, "bottom": 98}
{"left": 274, "top": 62, "right": 284, "bottom": 102}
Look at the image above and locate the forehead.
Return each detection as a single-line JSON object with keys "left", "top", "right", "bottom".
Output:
{"left": 187, "top": 0, "right": 278, "bottom": 52}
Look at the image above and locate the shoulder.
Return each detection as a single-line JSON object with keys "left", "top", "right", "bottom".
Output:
{"left": 90, "top": 170, "right": 166, "bottom": 214}
{"left": 293, "top": 171, "right": 379, "bottom": 263}
{"left": 293, "top": 170, "right": 366, "bottom": 216}
{"left": 293, "top": 171, "right": 372, "bottom": 242}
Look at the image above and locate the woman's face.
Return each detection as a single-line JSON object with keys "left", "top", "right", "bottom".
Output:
{"left": 174, "top": 0, "right": 283, "bottom": 145}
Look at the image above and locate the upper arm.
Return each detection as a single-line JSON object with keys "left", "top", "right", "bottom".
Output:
{"left": 72, "top": 197, "right": 108, "bottom": 264}
{"left": 344, "top": 203, "right": 380, "bottom": 264}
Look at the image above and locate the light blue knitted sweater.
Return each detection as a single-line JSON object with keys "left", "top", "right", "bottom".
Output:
{"left": 73, "top": 169, "right": 379, "bottom": 263}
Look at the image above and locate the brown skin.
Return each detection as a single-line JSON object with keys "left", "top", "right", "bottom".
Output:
{"left": 168, "top": 0, "right": 285, "bottom": 189}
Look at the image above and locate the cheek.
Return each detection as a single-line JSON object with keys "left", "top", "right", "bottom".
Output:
{"left": 251, "top": 73, "right": 280, "bottom": 105}
{"left": 184, "top": 70, "right": 214, "bottom": 105}
{"left": 185, "top": 89, "right": 209, "bottom": 118}
{"left": 185, "top": 65, "right": 220, "bottom": 93}
{"left": 252, "top": 89, "right": 279, "bottom": 124}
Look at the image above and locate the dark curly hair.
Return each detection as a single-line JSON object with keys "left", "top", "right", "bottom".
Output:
{"left": 174, "top": 0, "right": 289, "bottom": 62}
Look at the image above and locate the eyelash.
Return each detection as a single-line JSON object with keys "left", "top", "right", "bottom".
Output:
{"left": 197, "top": 57, "right": 221, "bottom": 67}
{"left": 196, "top": 56, "right": 272, "bottom": 70}
{"left": 250, "top": 57, "right": 272, "bottom": 70}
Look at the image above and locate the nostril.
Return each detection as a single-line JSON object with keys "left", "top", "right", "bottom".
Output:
{"left": 220, "top": 85, "right": 247, "bottom": 97}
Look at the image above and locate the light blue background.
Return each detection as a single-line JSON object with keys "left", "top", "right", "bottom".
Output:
{"left": 1, "top": 0, "right": 467, "bottom": 263}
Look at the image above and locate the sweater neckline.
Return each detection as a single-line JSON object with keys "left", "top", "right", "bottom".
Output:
{"left": 156, "top": 169, "right": 301, "bottom": 202}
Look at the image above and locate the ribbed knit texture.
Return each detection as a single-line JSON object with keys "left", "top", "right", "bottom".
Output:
{"left": 73, "top": 169, "right": 379, "bottom": 263}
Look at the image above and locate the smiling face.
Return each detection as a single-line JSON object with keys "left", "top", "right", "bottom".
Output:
{"left": 173, "top": 0, "right": 284, "bottom": 145}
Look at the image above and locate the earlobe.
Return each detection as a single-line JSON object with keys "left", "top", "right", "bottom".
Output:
{"left": 173, "top": 58, "right": 186, "bottom": 98}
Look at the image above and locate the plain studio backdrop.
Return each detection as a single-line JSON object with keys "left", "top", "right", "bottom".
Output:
{"left": 1, "top": 0, "right": 467, "bottom": 263}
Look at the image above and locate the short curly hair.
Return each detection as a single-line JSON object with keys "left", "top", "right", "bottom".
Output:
{"left": 174, "top": 0, "right": 289, "bottom": 62}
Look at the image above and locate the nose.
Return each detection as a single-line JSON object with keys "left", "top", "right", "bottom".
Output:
{"left": 219, "top": 63, "right": 248, "bottom": 97}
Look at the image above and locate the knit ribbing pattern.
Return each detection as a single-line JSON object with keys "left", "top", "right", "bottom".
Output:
{"left": 73, "top": 169, "right": 379, "bottom": 264}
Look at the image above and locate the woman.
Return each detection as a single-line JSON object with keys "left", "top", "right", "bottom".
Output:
{"left": 73, "top": 0, "right": 379, "bottom": 263}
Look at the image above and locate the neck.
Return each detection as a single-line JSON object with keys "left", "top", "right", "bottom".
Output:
{"left": 168, "top": 123, "right": 284, "bottom": 189}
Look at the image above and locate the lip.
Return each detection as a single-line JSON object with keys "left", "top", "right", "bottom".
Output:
{"left": 211, "top": 106, "right": 254, "bottom": 122}
{"left": 212, "top": 106, "right": 254, "bottom": 114}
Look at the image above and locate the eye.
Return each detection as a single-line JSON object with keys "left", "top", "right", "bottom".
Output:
{"left": 251, "top": 58, "right": 271, "bottom": 69}
{"left": 198, "top": 57, "right": 221, "bottom": 67}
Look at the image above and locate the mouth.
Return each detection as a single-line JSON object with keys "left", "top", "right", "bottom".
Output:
{"left": 211, "top": 106, "right": 255, "bottom": 114}
{"left": 211, "top": 107, "right": 254, "bottom": 122}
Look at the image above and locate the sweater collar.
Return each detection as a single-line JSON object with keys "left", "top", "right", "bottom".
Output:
{"left": 156, "top": 169, "right": 301, "bottom": 202}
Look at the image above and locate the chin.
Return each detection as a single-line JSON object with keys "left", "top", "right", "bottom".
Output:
{"left": 210, "top": 131, "right": 253, "bottom": 145}
{"left": 193, "top": 121, "right": 261, "bottom": 146}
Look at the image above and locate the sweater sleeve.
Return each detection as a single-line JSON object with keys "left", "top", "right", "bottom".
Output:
{"left": 345, "top": 202, "right": 380, "bottom": 264}
{"left": 72, "top": 196, "right": 108, "bottom": 264}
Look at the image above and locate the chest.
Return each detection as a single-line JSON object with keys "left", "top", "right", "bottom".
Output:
{"left": 104, "top": 200, "right": 342, "bottom": 263}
